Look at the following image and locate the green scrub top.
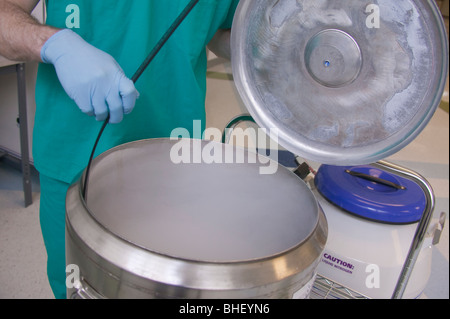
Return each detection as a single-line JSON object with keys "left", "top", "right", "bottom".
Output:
{"left": 34, "top": 0, "right": 239, "bottom": 183}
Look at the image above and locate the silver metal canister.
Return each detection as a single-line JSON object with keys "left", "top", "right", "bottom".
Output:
{"left": 66, "top": 139, "right": 327, "bottom": 299}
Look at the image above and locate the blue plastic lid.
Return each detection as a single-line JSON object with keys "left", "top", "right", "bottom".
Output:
{"left": 314, "top": 165, "right": 427, "bottom": 224}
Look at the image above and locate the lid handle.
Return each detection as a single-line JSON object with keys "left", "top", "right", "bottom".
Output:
{"left": 345, "top": 169, "right": 406, "bottom": 190}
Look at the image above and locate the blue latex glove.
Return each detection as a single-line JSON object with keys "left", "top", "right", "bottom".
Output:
{"left": 40, "top": 29, "right": 138, "bottom": 124}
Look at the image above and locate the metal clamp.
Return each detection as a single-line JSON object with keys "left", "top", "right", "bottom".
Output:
{"left": 432, "top": 212, "right": 447, "bottom": 246}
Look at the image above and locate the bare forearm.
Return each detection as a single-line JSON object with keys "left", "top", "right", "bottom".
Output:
{"left": 0, "top": 0, "right": 59, "bottom": 62}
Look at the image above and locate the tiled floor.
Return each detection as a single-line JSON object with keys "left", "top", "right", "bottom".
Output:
{"left": 0, "top": 56, "right": 448, "bottom": 299}
{"left": 0, "top": 165, "right": 50, "bottom": 298}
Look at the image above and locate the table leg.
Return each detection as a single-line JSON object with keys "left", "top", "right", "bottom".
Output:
{"left": 16, "top": 63, "right": 32, "bottom": 207}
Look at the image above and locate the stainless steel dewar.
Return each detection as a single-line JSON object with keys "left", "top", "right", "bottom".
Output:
{"left": 66, "top": 139, "right": 328, "bottom": 299}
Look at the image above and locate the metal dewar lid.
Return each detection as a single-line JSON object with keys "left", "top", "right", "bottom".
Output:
{"left": 231, "top": 0, "right": 448, "bottom": 165}
{"left": 84, "top": 139, "right": 321, "bottom": 263}
{"left": 314, "top": 164, "right": 427, "bottom": 224}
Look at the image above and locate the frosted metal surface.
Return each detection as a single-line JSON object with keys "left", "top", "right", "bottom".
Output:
{"left": 85, "top": 139, "right": 319, "bottom": 262}
{"left": 232, "top": 0, "right": 448, "bottom": 165}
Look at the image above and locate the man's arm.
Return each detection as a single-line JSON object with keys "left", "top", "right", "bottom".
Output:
{"left": 0, "top": 0, "right": 138, "bottom": 123}
{"left": 0, "top": 0, "right": 59, "bottom": 62}
{"left": 207, "top": 29, "right": 232, "bottom": 60}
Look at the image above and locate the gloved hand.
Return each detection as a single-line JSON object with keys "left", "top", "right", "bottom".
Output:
{"left": 40, "top": 29, "right": 138, "bottom": 124}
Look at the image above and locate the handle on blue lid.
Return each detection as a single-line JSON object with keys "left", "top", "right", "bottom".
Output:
{"left": 345, "top": 169, "right": 406, "bottom": 190}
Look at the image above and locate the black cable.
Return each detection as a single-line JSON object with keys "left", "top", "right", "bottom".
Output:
{"left": 82, "top": 0, "right": 200, "bottom": 200}
{"left": 131, "top": 0, "right": 200, "bottom": 83}
{"left": 82, "top": 117, "right": 109, "bottom": 201}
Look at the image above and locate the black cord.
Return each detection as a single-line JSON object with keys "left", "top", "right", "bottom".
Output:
{"left": 131, "top": 0, "right": 200, "bottom": 83}
{"left": 82, "top": 0, "right": 200, "bottom": 200}
{"left": 82, "top": 117, "right": 109, "bottom": 200}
